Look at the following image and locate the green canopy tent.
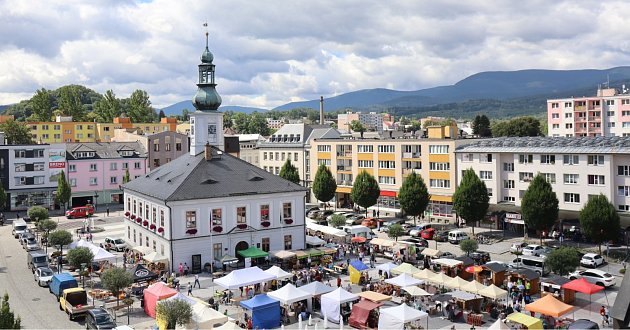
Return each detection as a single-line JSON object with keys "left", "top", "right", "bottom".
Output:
{"left": 237, "top": 246, "right": 269, "bottom": 259}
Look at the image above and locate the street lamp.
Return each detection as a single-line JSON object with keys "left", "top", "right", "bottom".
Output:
{"left": 94, "top": 192, "right": 99, "bottom": 211}
{"left": 80, "top": 262, "right": 87, "bottom": 288}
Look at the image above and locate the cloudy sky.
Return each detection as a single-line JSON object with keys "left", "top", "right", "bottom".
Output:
{"left": 2, "top": 0, "right": 630, "bottom": 109}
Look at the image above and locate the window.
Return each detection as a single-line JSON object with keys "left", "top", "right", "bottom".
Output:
{"left": 565, "top": 123, "right": 573, "bottom": 129}
{"left": 378, "top": 161, "right": 395, "bottom": 169}
{"left": 551, "top": 113, "right": 560, "bottom": 118}
{"left": 619, "top": 205, "right": 629, "bottom": 212}
{"left": 153, "top": 143, "right": 159, "bottom": 152}
{"left": 587, "top": 175, "right": 605, "bottom": 185}
{"left": 429, "top": 145, "right": 449, "bottom": 154}
{"left": 607, "top": 111, "right": 615, "bottom": 116}
{"left": 138, "top": 232, "right": 141, "bottom": 245}
{"left": 317, "top": 159, "right": 331, "bottom": 166}
{"left": 563, "top": 174, "right": 579, "bottom": 184}
{"left": 608, "top": 122, "right": 616, "bottom": 128}
{"left": 552, "top": 124, "right": 559, "bottom": 129}
{"left": 110, "top": 163, "right": 117, "bottom": 170}
{"left": 14, "top": 164, "right": 25, "bottom": 172}
{"left": 283, "top": 203, "right": 292, "bottom": 221}
{"left": 429, "top": 179, "right": 450, "bottom": 188}
{"left": 503, "top": 163, "right": 514, "bottom": 172}
{"left": 357, "top": 145, "right": 373, "bottom": 153}
{"left": 504, "top": 180, "right": 515, "bottom": 189}
{"left": 429, "top": 162, "right": 450, "bottom": 171}
{"left": 540, "top": 155, "right": 555, "bottom": 164}
{"left": 503, "top": 196, "right": 516, "bottom": 202}
{"left": 587, "top": 155, "right": 604, "bottom": 166}
{"left": 563, "top": 155, "right": 579, "bottom": 165}
{"left": 479, "top": 171, "right": 493, "bottom": 180}
{"left": 70, "top": 178, "right": 77, "bottom": 187}
{"left": 284, "top": 235, "right": 292, "bottom": 250}
{"left": 564, "top": 102, "right": 572, "bottom": 108}
{"left": 90, "top": 164, "right": 97, "bottom": 171}
{"left": 462, "top": 153, "right": 473, "bottom": 162}
{"left": 165, "top": 143, "right": 171, "bottom": 151}
{"left": 619, "top": 166, "right": 630, "bottom": 176}
{"left": 176, "top": 142, "right": 182, "bottom": 151}
{"left": 518, "top": 154, "right": 533, "bottom": 164}
{"left": 606, "top": 100, "right": 615, "bottom": 106}
{"left": 89, "top": 177, "right": 97, "bottom": 185}
{"left": 281, "top": 153, "right": 285, "bottom": 161}
{"left": 564, "top": 193, "right": 580, "bottom": 204}
{"left": 618, "top": 186, "right": 630, "bottom": 197}
{"left": 487, "top": 188, "right": 493, "bottom": 197}
{"left": 153, "top": 159, "right": 160, "bottom": 167}
{"left": 262, "top": 238, "right": 270, "bottom": 252}
{"left": 358, "top": 160, "right": 374, "bottom": 168}
{"left": 185, "top": 211, "right": 196, "bottom": 229}
{"left": 269, "top": 152, "right": 273, "bottom": 160}
{"left": 134, "top": 162, "right": 141, "bottom": 169}
{"left": 160, "top": 210, "right": 165, "bottom": 227}
{"left": 624, "top": 111, "right": 630, "bottom": 116}
{"left": 377, "top": 145, "right": 395, "bottom": 153}
{"left": 542, "top": 173, "right": 556, "bottom": 184}
{"left": 317, "top": 145, "right": 331, "bottom": 152}
{"left": 518, "top": 172, "right": 534, "bottom": 182}
{"left": 480, "top": 154, "right": 493, "bottom": 163}
{"left": 260, "top": 205, "right": 269, "bottom": 222}
{"left": 237, "top": 207, "right": 246, "bottom": 224}
{"left": 551, "top": 102, "right": 559, "bottom": 108}
{"left": 152, "top": 207, "right": 156, "bottom": 223}
{"left": 146, "top": 237, "right": 149, "bottom": 247}
{"left": 133, "top": 200, "right": 136, "bottom": 214}
{"left": 378, "top": 176, "right": 396, "bottom": 184}
{"left": 110, "top": 176, "right": 117, "bottom": 184}
{"left": 145, "top": 204, "right": 149, "bottom": 219}
{"left": 275, "top": 152, "right": 279, "bottom": 160}
{"left": 122, "top": 163, "right": 129, "bottom": 170}
{"left": 14, "top": 177, "right": 25, "bottom": 185}
{"left": 213, "top": 243, "right": 222, "bottom": 262}
{"left": 212, "top": 209, "right": 222, "bottom": 226}
{"left": 294, "top": 153, "right": 298, "bottom": 161}
{"left": 624, "top": 122, "right": 630, "bottom": 128}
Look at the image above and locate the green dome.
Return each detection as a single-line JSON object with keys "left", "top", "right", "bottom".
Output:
{"left": 201, "top": 46, "right": 214, "bottom": 63}
{"left": 193, "top": 87, "right": 222, "bottom": 111}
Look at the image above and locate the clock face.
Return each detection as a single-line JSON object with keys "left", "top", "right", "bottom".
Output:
{"left": 208, "top": 124, "right": 217, "bottom": 142}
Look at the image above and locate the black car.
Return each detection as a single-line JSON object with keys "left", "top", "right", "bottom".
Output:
{"left": 434, "top": 231, "right": 449, "bottom": 242}
{"left": 404, "top": 237, "right": 429, "bottom": 248}
{"left": 85, "top": 308, "right": 116, "bottom": 329}
{"left": 470, "top": 251, "right": 491, "bottom": 264}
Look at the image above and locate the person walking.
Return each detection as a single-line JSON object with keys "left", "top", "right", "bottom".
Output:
{"left": 187, "top": 282, "right": 193, "bottom": 296}
{"left": 194, "top": 274, "right": 201, "bottom": 288}
{"left": 184, "top": 263, "right": 189, "bottom": 276}
{"left": 106, "top": 208, "right": 110, "bottom": 217}
{"left": 178, "top": 263, "right": 184, "bottom": 277}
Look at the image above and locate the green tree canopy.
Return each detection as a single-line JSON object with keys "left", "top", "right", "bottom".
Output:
{"left": 37, "top": 219, "right": 57, "bottom": 233}
{"left": 351, "top": 170, "right": 380, "bottom": 216}
{"left": 329, "top": 214, "right": 346, "bottom": 228}
{"left": 388, "top": 224, "right": 404, "bottom": 241}
{"left": 452, "top": 168, "right": 489, "bottom": 235}
{"left": 579, "top": 194, "right": 620, "bottom": 254}
{"left": 279, "top": 159, "right": 300, "bottom": 185}
{"left": 56, "top": 170, "right": 71, "bottom": 209}
{"left": 349, "top": 120, "right": 366, "bottom": 137}
{"left": 122, "top": 169, "right": 131, "bottom": 184}
{"left": 67, "top": 247, "right": 94, "bottom": 269}
{"left": 30, "top": 88, "right": 53, "bottom": 122}
{"left": 545, "top": 247, "right": 580, "bottom": 276}
{"left": 0, "top": 119, "right": 33, "bottom": 145}
{"left": 472, "top": 115, "right": 491, "bottom": 137}
{"left": 521, "top": 174, "right": 559, "bottom": 244}
{"left": 57, "top": 85, "right": 88, "bottom": 121}
{"left": 92, "top": 89, "right": 122, "bottom": 123}
{"left": 27, "top": 206, "right": 49, "bottom": 221}
{"left": 312, "top": 164, "right": 337, "bottom": 208}
{"left": 48, "top": 230, "right": 73, "bottom": 256}
{"left": 156, "top": 299, "right": 193, "bottom": 329}
{"left": 459, "top": 239, "right": 479, "bottom": 256}
{"left": 398, "top": 172, "right": 430, "bottom": 225}
{"left": 0, "top": 293, "right": 21, "bottom": 329}
{"left": 127, "top": 89, "right": 156, "bottom": 123}
{"left": 491, "top": 116, "right": 542, "bottom": 137}
{"left": 101, "top": 267, "right": 133, "bottom": 306}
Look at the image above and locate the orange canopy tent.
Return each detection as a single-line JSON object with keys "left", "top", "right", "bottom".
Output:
{"left": 524, "top": 294, "right": 573, "bottom": 317}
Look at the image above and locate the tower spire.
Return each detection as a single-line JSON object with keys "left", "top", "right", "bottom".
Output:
{"left": 204, "top": 21, "right": 209, "bottom": 48}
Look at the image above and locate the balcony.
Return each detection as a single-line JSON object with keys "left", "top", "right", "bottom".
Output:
{"left": 402, "top": 152, "right": 421, "bottom": 159}
{"left": 574, "top": 117, "right": 587, "bottom": 123}
{"left": 587, "top": 117, "right": 601, "bottom": 122}
{"left": 574, "top": 106, "right": 586, "bottom": 111}
{"left": 402, "top": 168, "right": 421, "bottom": 176}
{"left": 337, "top": 166, "right": 352, "bottom": 173}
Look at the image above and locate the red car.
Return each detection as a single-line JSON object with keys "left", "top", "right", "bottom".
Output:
{"left": 421, "top": 228, "right": 436, "bottom": 240}
{"left": 65, "top": 205, "right": 95, "bottom": 219}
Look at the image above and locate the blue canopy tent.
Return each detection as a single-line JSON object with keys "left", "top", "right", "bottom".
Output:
{"left": 240, "top": 294, "right": 281, "bottom": 329}
{"left": 350, "top": 260, "right": 369, "bottom": 271}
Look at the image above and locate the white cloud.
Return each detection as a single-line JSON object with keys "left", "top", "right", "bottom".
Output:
{"left": 2, "top": 0, "right": 630, "bottom": 108}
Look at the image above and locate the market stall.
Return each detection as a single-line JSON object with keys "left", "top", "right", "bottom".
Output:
{"left": 444, "top": 276, "right": 469, "bottom": 290}
{"left": 524, "top": 294, "right": 573, "bottom": 317}
{"left": 479, "top": 262, "right": 508, "bottom": 286}
{"left": 461, "top": 280, "right": 486, "bottom": 295}
{"left": 357, "top": 291, "right": 392, "bottom": 303}
{"left": 267, "top": 283, "right": 312, "bottom": 312}
{"left": 506, "top": 312, "right": 543, "bottom": 329}
{"left": 320, "top": 287, "right": 359, "bottom": 324}
{"left": 450, "top": 290, "right": 483, "bottom": 313}
{"left": 507, "top": 269, "right": 540, "bottom": 295}
{"left": 128, "top": 263, "right": 159, "bottom": 287}
{"left": 214, "top": 266, "right": 275, "bottom": 290}
{"left": 478, "top": 284, "right": 508, "bottom": 301}
{"left": 433, "top": 258, "right": 464, "bottom": 278}
{"left": 412, "top": 268, "right": 436, "bottom": 281}
{"left": 348, "top": 299, "right": 382, "bottom": 329}
{"left": 378, "top": 303, "right": 428, "bottom": 330}
{"left": 264, "top": 265, "right": 293, "bottom": 281}
{"left": 488, "top": 318, "right": 510, "bottom": 330}
{"left": 385, "top": 273, "right": 422, "bottom": 287}
{"left": 561, "top": 278, "right": 603, "bottom": 311}
{"left": 402, "top": 286, "right": 431, "bottom": 297}
{"left": 306, "top": 222, "right": 347, "bottom": 243}
{"left": 300, "top": 281, "right": 334, "bottom": 296}
{"left": 190, "top": 299, "right": 228, "bottom": 329}
{"left": 239, "top": 294, "right": 281, "bottom": 329}
{"left": 420, "top": 248, "right": 441, "bottom": 258}
{"left": 427, "top": 272, "right": 452, "bottom": 287}
{"left": 375, "top": 262, "right": 397, "bottom": 277}
{"left": 349, "top": 260, "right": 370, "bottom": 284}
{"left": 306, "top": 235, "right": 326, "bottom": 247}
{"left": 143, "top": 252, "right": 169, "bottom": 274}
{"left": 454, "top": 256, "right": 474, "bottom": 280}
{"left": 270, "top": 250, "right": 296, "bottom": 270}
{"left": 144, "top": 282, "right": 177, "bottom": 318}
{"left": 540, "top": 275, "right": 573, "bottom": 303}
{"left": 237, "top": 246, "right": 269, "bottom": 267}
{"left": 391, "top": 262, "right": 421, "bottom": 276}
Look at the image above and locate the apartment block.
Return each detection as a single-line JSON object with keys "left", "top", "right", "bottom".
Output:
{"left": 455, "top": 136, "right": 630, "bottom": 229}
{"left": 309, "top": 126, "right": 466, "bottom": 222}
{"left": 29, "top": 116, "right": 96, "bottom": 143}
{"left": 547, "top": 87, "right": 630, "bottom": 137}
{"left": 96, "top": 117, "right": 178, "bottom": 142}
{"left": 112, "top": 129, "right": 189, "bottom": 170}
{"left": 338, "top": 112, "right": 385, "bottom": 133}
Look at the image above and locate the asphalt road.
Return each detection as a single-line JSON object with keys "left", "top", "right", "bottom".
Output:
{"left": 0, "top": 224, "right": 81, "bottom": 329}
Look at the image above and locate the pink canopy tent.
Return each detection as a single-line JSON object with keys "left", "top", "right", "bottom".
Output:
{"left": 144, "top": 282, "right": 177, "bottom": 317}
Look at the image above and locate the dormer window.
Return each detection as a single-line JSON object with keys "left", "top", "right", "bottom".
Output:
{"left": 75, "top": 151, "right": 95, "bottom": 158}
{"left": 296, "top": 134, "right": 301, "bottom": 141}
{"left": 120, "top": 150, "right": 134, "bottom": 157}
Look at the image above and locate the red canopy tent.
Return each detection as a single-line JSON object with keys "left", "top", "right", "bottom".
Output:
{"left": 349, "top": 300, "right": 383, "bottom": 329}
{"left": 561, "top": 278, "right": 604, "bottom": 316}
{"left": 143, "top": 282, "right": 177, "bottom": 318}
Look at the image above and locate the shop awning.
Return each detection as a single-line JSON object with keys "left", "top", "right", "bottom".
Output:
{"left": 349, "top": 300, "right": 383, "bottom": 329}
{"left": 217, "top": 255, "right": 238, "bottom": 264}
{"left": 506, "top": 312, "right": 543, "bottom": 330}
{"left": 523, "top": 294, "right": 573, "bottom": 317}
{"left": 237, "top": 247, "right": 269, "bottom": 259}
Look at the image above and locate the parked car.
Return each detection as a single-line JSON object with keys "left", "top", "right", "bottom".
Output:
{"left": 65, "top": 205, "right": 95, "bottom": 219}
{"left": 470, "top": 251, "right": 491, "bottom": 264}
{"left": 569, "top": 269, "right": 615, "bottom": 287}
{"left": 448, "top": 230, "right": 470, "bottom": 244}
{"left": 85, "top": 307, "right": 116, "bottom": 329}
{"left": 438, "top": 251, "right": 456, "bottom": 259}
{"left": 410, "top": 224, "right": 433, "bottom": 237}
{"left": 434, "top": 231, "right": 449, "bottom": 242}
{"left": 509, "top": 242, "right": 528, "bottom": 253}
{"left": 522, "top": 244, "right": 545, "bottom": 256}
{"left": 345, "top": 214, "right": 365, "bottom": 225}
{"left": 404, "top": 237, "right": 429, "bottom": 248}
{"left": 28, "top": 251, "right": 49, "bottom": 273}
{"left": 103, "top": 237, "right": 127, "bottom": 252}
{"left": 317, "top": 210, "right": 334, "bottom": 220}
{"left": 12, "top": 220, "right": 28, "bottom": 238}
{"left": 49, "top": 273, "right": 79, "bottom": 300}
{"left": 421, "top": 228, "right": 436, "bottom": 240}
{"left": 20, "top": 234, "right": 36, "bottom": 248}
{"left": 305, "top": 206, "right": 319, "bottom": 216}
{"left": 34, "top": 267, "right": 54, "bottom": 287}
{"left": 326, "top": 211, "right": 350, "bottom": 222}
{"left": 25, "top": 237, "right": 39, "bottom": 251}
{"left": 60, "top": 288, "right": 94, "bottom": 320}
{"left": 580, "top": 253, "right": 604, "bottom": 268}
{"left": 361, "top": 218, "right": 379, "bottom": 229}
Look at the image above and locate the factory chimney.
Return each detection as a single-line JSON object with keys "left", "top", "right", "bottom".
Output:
{"left": 319, "top": 96, "right": 324, "bottom": 125}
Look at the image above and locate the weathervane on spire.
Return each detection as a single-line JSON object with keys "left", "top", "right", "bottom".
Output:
{"left": 203, "top": 22, "right": 209, "bottom": 48}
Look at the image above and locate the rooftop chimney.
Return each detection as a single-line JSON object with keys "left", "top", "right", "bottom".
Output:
{"left": 319, "top": 96, "right": 324, "bottom": 125}
{"left": 204, "top": 142, "right": 212, "bottom": 161}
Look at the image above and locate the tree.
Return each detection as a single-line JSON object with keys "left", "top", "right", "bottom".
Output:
{"left": 92, "top": 89, "right": 121, "bottom": 123}
{"left": 37, "top": 219, "right": 57, "bottom": 233}
{"left": 48, "top": 230, "right": 73, "bottom": 260}
{"left": 478, "top": 115, "right": 491, "bottom": 137}
{"left": 0, "top": 293, "right": 21, "bottom": 329}
{"left": 579, "top": 194, "right": 620, "bottom": 254}
{"left": 521, "top": 174, "right": 559, "bottom": 244}
{"left": 388, "top": 224, "right": 404, "bottom": 241}
{"left": 247, "top": 112, "right": 271, "bottom": 136}
{"left": 58, "top": 85, "right": 87, "bottom": 121}
{"left": 56, "top": 170, "right": 71, "bottom": 210}
{"left": 279, "top": 159, "right": 300, "bottom": 185}
{"left": 312, "top": 164, "right": 337, "bottom": 209}
{"left": 101, "top": 267, "right": 133, "bottom": 306}
{"left": 459, "top": 239, "right": 478, "bottom": 256}
{"left": 351, "top": 171, "right": 380, "bottom": 216}
{"left": 127, "top": 89, "right": 155, "bottom": 123}
{"left": 27, "top": 206, "right": 49, "bottom": 222}
{"left": 0, "top": 184, "right": 6, "bottom": 211}
{"left": 349, "top": 120, "right": 366, "bottom": 138}
{"left": 156, "top": 299, "right": 193, "bottom": 329}
{"left": 67, "top": 247, "right": 94, "bottom": 270}
{"left": 472, "top": 115, "right": 481, "bottom": 135}
{"left": 329, "top": 214, "right": 346, "bottom": 228}
{"left": 158, "top": 110, "right": 166, "bottom": 119}
{"left": 122, "top": 169, "right": 131, "bottom": 184}
{"left": 452, "top": 168, "right": 489, "bottom": 235}
{"left": 398, "top": 172, "right": 430, "bottom": 225}
{"left": 0, "top": 119, "right": 33, "bottom": 145}
{"left": 491, "top": 117, "right": 542, "bottom": 137}
{"left": 30, "top": 88, "right": 53, "bottom": 122}
{"left": 546, "top": 247, "right": 580, "bottom": 276}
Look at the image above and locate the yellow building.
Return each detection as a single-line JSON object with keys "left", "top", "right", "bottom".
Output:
{"left": 96, "top": 117, "right": 178, "bottom": 142}
{"left": 310, "top": 126, "right": 467, "bottom": 222}
{"left": 29, "top": 118, "right": 97, "bottom": 143}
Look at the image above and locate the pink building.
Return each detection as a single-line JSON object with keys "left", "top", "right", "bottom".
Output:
{"left": 66, "top": 142, "right": 147, "bottom": 208}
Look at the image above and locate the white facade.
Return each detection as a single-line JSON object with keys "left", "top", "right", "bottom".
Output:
{"left": 190, "top": 111, "right": 224, "bottom": 155}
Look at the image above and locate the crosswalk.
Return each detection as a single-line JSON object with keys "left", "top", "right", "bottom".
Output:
{"left": 75, "top": 222, "right": 128, "bottom": 245}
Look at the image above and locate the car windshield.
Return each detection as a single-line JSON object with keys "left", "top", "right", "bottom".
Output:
{"left": 95, "top": 313, "right": 114, "bottom": 324}
{"left": 114, "top": 239, "right": 124, "bottom": 244}
{"left": 40, "top": 269, "right": 53, "bottom": 276}
{"left": 603, "top": 273, "right": 613, "bottom": 278}
{"left": 583, "top": 256, "right": 592, "bottom": 260}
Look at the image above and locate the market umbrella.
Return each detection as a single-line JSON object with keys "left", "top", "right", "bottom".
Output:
{"left": 402, "top": 286, "right": 432, "bottom": 296}
{"left": 465, "top": 265, "right": 483, "bottom": 273}
{"left": 351, "top": 236, "right": 367, "bottom": 243}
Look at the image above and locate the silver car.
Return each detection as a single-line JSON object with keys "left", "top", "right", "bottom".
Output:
{"left": 25, "top": 238, "right": 39, "bottom": 251}
{"left": 34, "top": 267, "right": 54, "bottom": 287}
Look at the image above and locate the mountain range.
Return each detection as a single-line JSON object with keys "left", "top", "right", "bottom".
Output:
{"left": 160, "top": 101, "right": 267, "bottom": 116}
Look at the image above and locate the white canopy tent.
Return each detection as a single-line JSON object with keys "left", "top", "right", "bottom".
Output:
{"left": 488, "top": 318, "right": 510, "bottom": 330}
{"left": 306, "top": 222, "right": 346, "bottom": 237}
{"left": 143, "top": 251, "right": 169, "bottom": 263}
{"left": 90, "top": 246, "right": 116, "bottom": 262}
{"left": 320, "top": 288, "right": 359, "bottom": 323}
{"left": 375, "top": 262, "right": 398, "bottom": 276}
{"left": 385, "top": 273, "right": 423, "bottom": 287}
{"left": 433, "top": 258, "right": 463, "bottom": 267}
{"left": 214, "top": 267, "right": 275, "bottom": 290}
{"left": 68, "top": 239, "right": 95, "bottom": 250}
{"left": 305, "top": 235, "right": 326, "bottom": 246}
{"left": 300, "top": 281, "right": 334, "bottom": 296}
{"left": 264, "top": 266, "right": 293, "bottom": 280}
{"left": 190, "top": 302, "right": 228, "bottom": 329}
{"left": 267, "top": 283, "right": 313, "bottom": 312}
{"left": 402, "top": 286, "right": 431, "bottom": 296}
{"left": 166, "top": 292, "right": 198, "bottom": 306}
{"left": 213, "top": 321, "right": 241, "bottom": 330}
{"left": 378, "top": 303, "right": 429, "bottom": 330}
{"left": 132, "top": 245, "right": 153, "bottom": 255}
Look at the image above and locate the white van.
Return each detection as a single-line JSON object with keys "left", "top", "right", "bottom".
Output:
{"left": 342, "top": 225, "right": 377, "bottom": 240}
{"left": 448, "top": 230, "right": 469, "bottom": 244}
{"left": 12, "top": 220, "right": 28, "bottom": 238}
{"left": 510, "top": 255, "right": 549, "bottom": 276}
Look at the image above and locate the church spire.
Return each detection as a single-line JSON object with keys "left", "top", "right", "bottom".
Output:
{"left": 193, "top": 24, "right": 222, "bottom": 111}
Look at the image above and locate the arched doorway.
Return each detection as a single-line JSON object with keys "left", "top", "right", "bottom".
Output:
{"left": 235, "top": 241, "right": 249, "bottom": 261}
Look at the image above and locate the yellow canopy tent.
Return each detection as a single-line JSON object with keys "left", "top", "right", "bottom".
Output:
{"left": 524, "top": 294, "right": 573, "bottom": 317}
{"left": 444, "top": 276, "right": 469, "bottom": 290}
{"left": 391, "top": 262, "right": 421, "bottom": 275}
{"left": 507, "top": 312, "right": 543, "bottom": 330}
{"left": 478, "top": 284, "right": 508, "bottom": 300}
{"left": 357, "top": 291, "right": 392, "bottom": 302}
{"left": 412, "top": 268, "right": 436, "bottom": 280}
{"left": 461, "top": 280, "right": 486, "bottom": 294}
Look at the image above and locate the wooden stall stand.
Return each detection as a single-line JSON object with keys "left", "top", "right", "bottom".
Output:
{"left": 540, "top": 275, "right": 574, "bottom": 304}
{"left": 479, "top": 263, "right": 508, "bottom": 287}
{"left": 507, "top": 269, "right": 540, "bottom": 295}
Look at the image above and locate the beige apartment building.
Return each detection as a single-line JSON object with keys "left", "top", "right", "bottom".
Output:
{"left": 309, "top": 125, "right": 467, "bottom": 222}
